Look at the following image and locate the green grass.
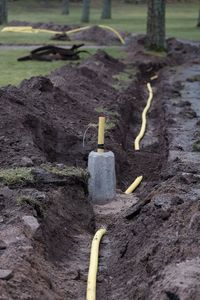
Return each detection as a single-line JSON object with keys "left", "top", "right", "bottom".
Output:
{"left": 112, "top": 68, "right": 137, "bottom": 90}
{"left": 193, "top": 140, "right": 200, "bottom": 151}
{"left": 94, "top": 107, "right": 120, "bottom": 130}
{"left": 0, "top": 1, "right": 199, "bottom": 86}
{"left": 0, "top": 2, "right": 199, "bottom": 44}
{"left": 0, "top": 46, "right": 125, "bottom": 87}
{"left": 42, "top": 164, "right": 88, "bottom": 181}
{"left": 0, "top": 164, "right": 88, "bottom": 186}
{"left": 0, "top": 167, "right": 34, "bottom": 186}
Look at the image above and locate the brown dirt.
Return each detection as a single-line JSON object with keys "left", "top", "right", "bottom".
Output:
{"left": 0, "top": 38, "right": 200, "bottom": 299}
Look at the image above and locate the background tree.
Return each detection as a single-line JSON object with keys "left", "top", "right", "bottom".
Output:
{"left": 0, "top": 0, "right": 7, "bottom": 24}
{"left": 42, "top": 0, "right": 49, "bottom": 7}
{"left": 81, "top": 0, "right": 90, "bottom": 22}
{"left": 101, "top": 0, "right": 112, "bottom": 19}
{"left": 146, "top": 0, "right": 166, "bottom": 50}
{"left": 62, "top": 0, "right": 70, "bottom": 14}
{"left": 197, "top": 8, "right": 200, "bottom": 27}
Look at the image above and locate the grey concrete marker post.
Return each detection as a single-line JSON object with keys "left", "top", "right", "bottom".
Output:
{"left": 88, "top": 151, "right": 116, "bottom": 203}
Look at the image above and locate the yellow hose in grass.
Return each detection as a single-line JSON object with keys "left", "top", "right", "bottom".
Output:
{"left": 2, "top": 25, "right": 125, "bottom": 44}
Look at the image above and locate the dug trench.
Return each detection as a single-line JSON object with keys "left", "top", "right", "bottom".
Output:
{"left": 0, "top": 38, "right": 200, "bottom": 299}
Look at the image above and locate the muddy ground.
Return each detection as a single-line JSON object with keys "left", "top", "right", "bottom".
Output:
{"left": 0, "top": 37, "right": 200, "bottom": 299}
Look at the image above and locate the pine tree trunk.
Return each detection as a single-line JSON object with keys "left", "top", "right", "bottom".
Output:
{"left": 62, "top": 0, "right": 69, "bottom": 15}
{"left": 101, "top": 0, "right": 111, "bottom": 19}
{"left": 146, "top": 0, "right": 166, "bottom": 51}
{"left": 197, "top": 8, "right": 200, "bottom": 27}
{"left": 81, "top": 0, "right": 90, "bottom": 23}
{"left": 0, "top": 0, "right": 7, "bottom": 25}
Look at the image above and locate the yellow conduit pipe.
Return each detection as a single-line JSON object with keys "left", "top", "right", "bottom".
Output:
{"left": 125, "top": 82, "right": 154, "bottom": 194}
{"left": 97, "top": 116, "right": 105, "bottom": 153}
{"left": 2, "top": 25, "right": 125, "bottom": 45}
{"left": 134, "top": 82, "right": 153, "bottom": 151}
{"left": 125, "top": 175, "right": 143, "bottom": 194}
{"left": 86, "top": 228, "right": 107, "bottom": 300}
{"left": 98, "top": 25, "right": 125, "bottom": 45}
{"left": 65, "top": 25, "right": 91, "bottom": 35}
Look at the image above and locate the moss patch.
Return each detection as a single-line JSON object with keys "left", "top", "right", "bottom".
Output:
{"left": 42, "top": 164, "right": 89, "bottom": 182}
{"left": 112, "top": 68, "right": 137, "bottom": 90}
{"left": 187, "top": 75, "right": 200, "bottom": 82}
{"left": 17, "top": 195, "right": 45, "bottom": 217}
{"left": 144, "top": 50, "right": 167, "bottom": 57}
{"left": 94, "top": 107, "right": 120, "bottom": 131}
{"left": 0, "top": 167, "right": 34, "bottom": 186}
{"left": 193, "top": 140, "right": 200, "bottom": 152}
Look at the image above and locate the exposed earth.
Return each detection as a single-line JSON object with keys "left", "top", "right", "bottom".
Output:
{"left": 0, "top": 35, "right": 200, "bottom": 300}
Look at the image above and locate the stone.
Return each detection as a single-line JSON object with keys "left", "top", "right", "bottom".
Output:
{"left": 88, "top": 151, "right": 116, "bottom": 203}
{"left": 0, "top": 240, "right": 7, "bottom": 250}
{"left": 0, "top": 269, "right": 13, "bottom": 280}
{"left": 21, "top": 156, "right": 34, "bottom": 167}
{"left": 189, "top": 213, "right": 200, "bottom": 231}
{"left": 22, "top": 215, "right": 40, "bottom": 238}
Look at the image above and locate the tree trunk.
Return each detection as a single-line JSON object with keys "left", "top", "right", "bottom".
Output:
{"left": 101, "top": 0, "right": 111, "bottom": 19}
{"left": 62, "top": 0, "right": 70, "bottom": 15}
{"left": 146, "top": 0, "right": 166, "bottom": 51}
{"left": 81, "top": 0, "right": 90, "bottom": 22}
{"left": 0, "top": 0, "right": 7, "bottom": 25}
{"left": 197, "top": 8, "right": 200, "bottom": 27}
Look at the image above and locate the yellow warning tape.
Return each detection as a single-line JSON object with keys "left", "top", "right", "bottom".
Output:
{"left": 1, "top": 25, "right": 125, "bottom": 45}
{"left": 86, "top": 228, "right": 106, "bottom": 300}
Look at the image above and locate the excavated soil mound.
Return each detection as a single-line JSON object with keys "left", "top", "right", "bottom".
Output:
{"left": 0, "top": 51, "right": 123, "bottom": 171}
{"left": 72, "top": 25, "right": 127, "bottom": 45}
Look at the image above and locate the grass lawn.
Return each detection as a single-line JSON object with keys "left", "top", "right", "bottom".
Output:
{"left": 0, "top": 1, "right": 199, "bottom": 87}
{"left": 0, "top": 2, "right": 199, "bottom": 44}
{"left": 0, "top": 47, "right": 125, "bottom": 87}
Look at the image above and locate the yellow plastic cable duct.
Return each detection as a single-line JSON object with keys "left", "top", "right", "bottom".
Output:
{"left": 66, "top": 25, "right": 125, "bottom": 45}
{"left": 2, "top": 26, "right": 36, "bottom": 33}
{"left": 98, "top": 25, "right": 125, "bottom": 45}
{"left": 86, "top": 228, "right": 107, "bottom": 300}
{"left": 134, "top": 82, "right": 153, "bottom": 151}
{"left": 125, "top": 175, "right": 143, "bottom": 194}
{"left": 1, "top": 26, "right": 63, "bottom": 34}
{"left": 65, "top": 25, "right": 90, "bottom": 35}
{"left": 2, "top": 25, "right": 125, "bottom": 44}
{"left": 97, "top": 116, "right": 105, "bottom": 153}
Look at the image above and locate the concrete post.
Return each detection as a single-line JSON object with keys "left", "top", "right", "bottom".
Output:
{"left": 88, "top": 151, "right": 116, "bottom": 203}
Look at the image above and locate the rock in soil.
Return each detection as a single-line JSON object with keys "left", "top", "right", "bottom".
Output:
{"left": 0, "top": 269, "right": 13, "bottom": 280}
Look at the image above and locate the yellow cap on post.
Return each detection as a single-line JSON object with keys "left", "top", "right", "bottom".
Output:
{"left": 97, "top": 117, "right": 105, "bottom": 153}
